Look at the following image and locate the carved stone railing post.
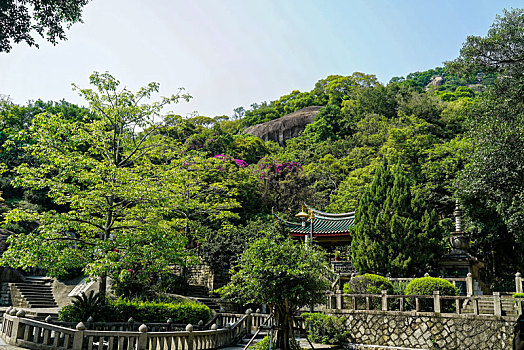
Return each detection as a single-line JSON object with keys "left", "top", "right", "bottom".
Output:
{"left": 137, "top": 324, "right": 148, "bottom": 350}
{"left": 493, "top": 292, "right": 502, "bottom": 316}
{"left": 186, "top": 324, "right": 194, "bottom": 350}
{"left": 516, "top": 272, "right": 523, "bottom": 293}
{"left": 433, "top": 291, "right": 441, "bottom": 313}
{"left": 245, "top": 309, "right": 252, "bottom": 334}
{"left": 466, "top": 273, "right": 473, "bottom": 296}
{"left": 336, "top": 290, "right": 342, "bottom": 310}
{"left": 211, "top": 324, "right": 218, "bottom": 348}
{"left": 7, "top": 309, "right": 21, "bottom": 345}
{"left": 72, "top": 322, "right": 85, "bottom": 350}
{"left": 381, "top": 290, "right": 388, "bottom": 311}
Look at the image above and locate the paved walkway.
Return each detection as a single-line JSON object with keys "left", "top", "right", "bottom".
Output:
{"left": 0, "top": 337, "right": 24, "bottom": 349}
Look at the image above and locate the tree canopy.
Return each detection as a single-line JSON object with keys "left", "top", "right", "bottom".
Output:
{"left": 0, "top": 0, "right": 91, "bottom": 53}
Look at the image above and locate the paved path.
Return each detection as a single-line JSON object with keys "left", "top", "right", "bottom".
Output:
{"left": 0, "top": 337, "right": 25, "bottom": 349}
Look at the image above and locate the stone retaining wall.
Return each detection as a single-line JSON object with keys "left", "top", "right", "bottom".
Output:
{"left": 329, "top": 310, "right": 516, "bottom": 349}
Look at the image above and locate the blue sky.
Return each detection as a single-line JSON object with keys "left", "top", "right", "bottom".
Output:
{"left": 0, "top": 1, "right": 521, "bottom": 118}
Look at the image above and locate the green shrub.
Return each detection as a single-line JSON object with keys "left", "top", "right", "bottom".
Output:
{"left": 58, "top": 291, "right": 109, "bottom": 322}
{"left": 110, "top": 298, "right": 210, "bottom": 323}
{"left": 405, "top": 277, "right": 457, "bottom": 312}
{"left": 301, "top": 312, "right": 350, "bottom": 345}
{"left": 59, "top": 297, "right": 210, "bottom": 324}
{"left": 513, "top": 293, "right": 524, "bottom": 298}
{"left": 343, "top": 274, "right": 393, "bottom": 294}
{"left": 252, "top": 336, "right": 276, "bottom": 350}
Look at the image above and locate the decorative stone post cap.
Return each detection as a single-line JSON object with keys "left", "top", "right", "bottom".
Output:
{"left": 211, "top": 324, "right": 218, "bottom": 330}
{"left": 5, "top": 306, "right": 12, "bottom": 314}
{"left": 467, "top": 272, "right": 472, "bottom": 277}
{"left": 139, "top": 324, "right": 148, "bottom": 333}
{"left": 9, "top": 308, "right": 17, "bottom": 316}
{"left": 16, "top": 309, "right": 25, "bottom": 317}
{"left": 517, "top": 272, "right": 522, "bottom": 278}
{"left": 87, "top": 316, "right": 94, "bottom": 323}
{"left": 424, "top": 272, "right": 430, "bottom": 277}
{"left": 198, "top": 320, "right": 204, "bottom": 326}
{"left": 219, "top": 307, "right": 225, "bottom": 313}
{"left": 167, "top": 318, "right": 173, "bottom": 324}
{"left": 256, "top": 308, "right": 261, "bottom": 313}
{"left": 76, "top": 322, "right": 86, "bottom": 330}
{"left": 186, "top": 324, "right": 194, "bottom": 332}
{"left": 45, "top": 315, "right": 53, "bottom": 322}
{"left": 245, "top": 308, "right": 253, "bottom": 315}
{"left": 128, "top": 317, "right": 135, "bottom": 323}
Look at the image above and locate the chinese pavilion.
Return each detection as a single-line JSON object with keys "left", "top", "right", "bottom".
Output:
{"left": 277, "top": 204, "right": 354, "bottom": 246}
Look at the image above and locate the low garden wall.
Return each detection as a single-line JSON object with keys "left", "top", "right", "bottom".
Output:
{"left": 330, "top": 310, "right": 515, "bottom": 349}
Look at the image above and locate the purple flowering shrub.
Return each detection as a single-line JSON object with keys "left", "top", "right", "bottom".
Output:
{"left": 257, "top": 157, "right": 303, "bottom": 180}
{"left": 213, "top": 154, "right": 249, "bottom": 168}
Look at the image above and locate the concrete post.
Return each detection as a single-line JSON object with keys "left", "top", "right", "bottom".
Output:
{"left": 433, "top": 291, "right": 441, "bottom": 313}
{"left": 137, "top": 324, "right": 148, "bottom": 350}
{"left": 516, "top": 272, "right": 522, "bottom": 293}
{"left": 186, "top": 324, "right": 194, "bottom": 350}
{"left": 211, "top": 324, "right": 218, "bottom": 348}
{"left": 72, "top": 322, "right": 85, "bottom": 350}
{"left": 493, "top": 292, "right": 502, "bottom": 316}
{"left": 466, "top": 273, "right": 473, "bottom": 296}
{"left": 381, "top": 290, "right": 388, "bottom": 311}
{"left": 245, "top": 309, "right": 253, "bottom": 334}
{"left": 336, "top": 290, "right": 342, "bottom": 310}
{"left": 8, "top": 313, "right": 20, "bottom": 345}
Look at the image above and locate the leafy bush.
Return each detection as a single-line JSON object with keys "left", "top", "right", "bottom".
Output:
{"left": 109, "top": 298, "right": 210, "bottom": 323}
{"left": 513, "top": 293, "right": 524, "bottom": 298}
{"left": 343, "top": 274, "right": 393, "bottom": 294}
{"left": 301, "top": 312, "right": 350, "bottom": 345}
{"left": 252, "top": 336, "right": 276, "bottom": 350}
{"left": 58, "top": 291, "right": 109, "bottom": 322}
{"left": 343, "top": 274, "right": 393, "bottom": 310}
{"left": 405, "top": 277, "right": 457, "bottom": 312}
{"left": 59, "top": 297, "right": 210, "bottom": 324}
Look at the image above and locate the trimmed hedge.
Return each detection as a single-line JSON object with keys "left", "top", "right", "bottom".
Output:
{"left": 405, "top": 277, "right": 457, "bottom": 312}
{"left": 404, "top": 277, "right": 457, "bottom": 296}
{"left": 301, "top": 312, "right": 350, "bottom": 345}
{"left": 343, "top": 273, "right": 393, "bottom": 294}
{"left": 59, "top": 298, "right": 210, "bottom": 324}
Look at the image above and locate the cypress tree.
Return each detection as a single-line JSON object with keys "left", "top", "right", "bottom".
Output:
{"left": 351, "top": 161, "right": 443, "bottom": 276}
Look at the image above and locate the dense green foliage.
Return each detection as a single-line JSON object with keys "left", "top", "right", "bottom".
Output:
{"left": 219, "top": 235, "right": 329, "bottom": 350}
{"left": 59, "top": 296, "right": 210, "bottom": 323}
{"left": 0, "top": 0, "right": 91, "bottom": 52}
{"left": 404, "top": 277, "right": 457, "bottom": 296}
{"left": 301, "top": 313, "right": 350, "bottom": 345}
{"left": 343, "top": 274, "right": 393, "bottom": 294}
{"left": 351, "top": 161, "right": 443, "bottom": 276}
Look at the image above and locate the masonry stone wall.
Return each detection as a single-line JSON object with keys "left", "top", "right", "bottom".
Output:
{"left": 329, "top": 310, "right": 516, "bottom": 349}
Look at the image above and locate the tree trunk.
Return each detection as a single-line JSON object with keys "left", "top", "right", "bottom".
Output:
{"left": 99, "top": 275, "right": 107, "bottom": 300}
{"left": 274, "top": 302, "right": 292, "bottom": 350}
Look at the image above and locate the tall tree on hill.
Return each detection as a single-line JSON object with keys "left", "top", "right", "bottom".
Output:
{"left": 351, "top": 161, "right": 443, "bottom": 276}
{"left": 449, "top": 8, "right": 524, "bottom": 270}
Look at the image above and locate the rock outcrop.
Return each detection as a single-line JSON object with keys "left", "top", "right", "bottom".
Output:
{"left": 244, "top": 106, "right": 322, "bottom": 146}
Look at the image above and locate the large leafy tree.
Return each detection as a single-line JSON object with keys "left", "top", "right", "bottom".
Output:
{"left": 220, "top": 235, "right": 329, "bottom": 350}
{"left": 351, "top": 161, "right": 443, "bottom": 276}
{"left": 449, "top": 8, "right": 524, "bottom": 269}
{"left": 0, "top": 0, "right": 90, "bottom": 53}
{"left": 0, "top": 72, "right": 209, "bottom": 297}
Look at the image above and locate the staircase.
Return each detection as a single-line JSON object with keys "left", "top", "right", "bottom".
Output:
{"left": 187, "top": 285, "right": 221, "bottom": 312}
{"left": 11, "top": 277, "right": 58, "bottom": 309}
{"left": 460, "top": 296, "right": 518, "bottom": 316}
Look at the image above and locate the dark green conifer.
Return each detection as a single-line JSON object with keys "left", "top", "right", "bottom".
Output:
{"left": 351, "top": 160, "right": 443, "bottom": 276}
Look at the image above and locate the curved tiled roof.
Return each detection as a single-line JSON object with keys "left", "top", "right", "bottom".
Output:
{"left": 278, "top": 204, "right": 354, "bottom": 237}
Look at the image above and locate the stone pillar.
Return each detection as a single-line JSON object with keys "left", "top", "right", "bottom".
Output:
{"left": 493, "top": 292, "right": 502, "bottom": 316}
{"left": 433, "top": 291, "right": 441, "bottom": 313}
{"left": 137, "top": 324, "right": 148, "bottom": 350}
{"left": 516, "top": 272, "right": 522, "bottom": 293}
{"left": 186, "top": 324, "right": 194, "bottom": 350}
{"left": 72, "top": 322, "right": 85, "bottom": 350}
{"left": 381, "top": 290, "right": 388, "bottom": 311}
{"left": 245, "top": 309, "right": 253, "bottom": 334}
{"left": 466, "top": 273, "right": 473, "bottom": 296}
{"left": 336, "top": 290, "right": 342, "bottom": 310}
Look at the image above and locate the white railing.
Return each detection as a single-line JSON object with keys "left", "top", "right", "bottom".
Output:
{"left": 0, "top": 308, "right": 256, "bottom": 350}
